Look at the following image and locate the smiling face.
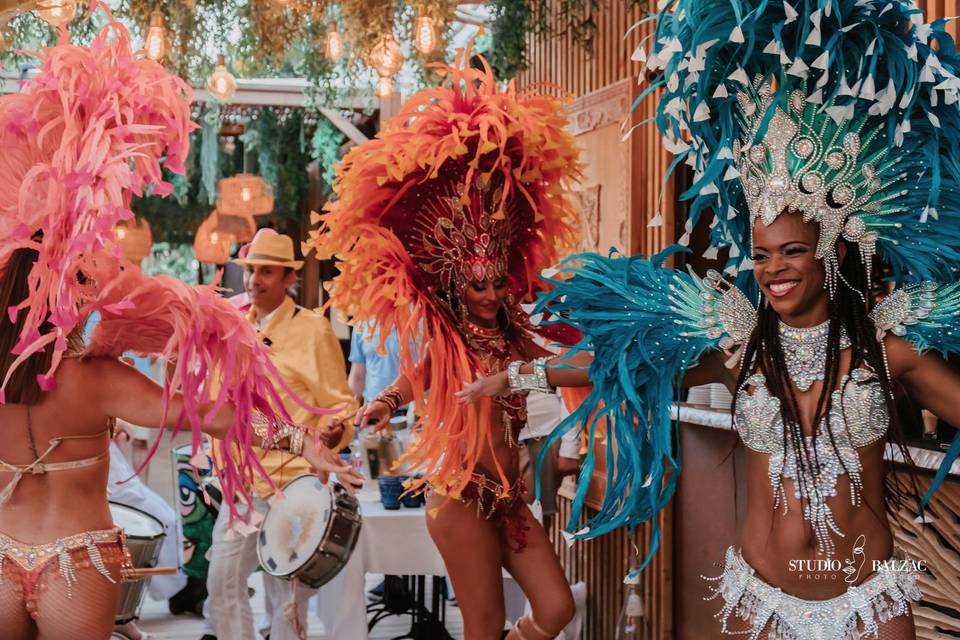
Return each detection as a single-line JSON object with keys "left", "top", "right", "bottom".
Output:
{"left": 462, "top": 276, "right": 508, "bottom": 328}
{"left": 752, "top": 211, "right": 831, "bottom": 326}
{"left": 245, "top": 264, "right": 296, "bottom": 315}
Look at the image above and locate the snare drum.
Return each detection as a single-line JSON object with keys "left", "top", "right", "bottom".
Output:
{"left": 257, "top": 474, "right": 361, "bottom": 589}
{"left": 109, "top": 502, "right": 165, "bottom": 624}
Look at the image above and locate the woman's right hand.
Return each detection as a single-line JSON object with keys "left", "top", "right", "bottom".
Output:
{"left": 354, "top": 400, "right": 392, "bottom": 432}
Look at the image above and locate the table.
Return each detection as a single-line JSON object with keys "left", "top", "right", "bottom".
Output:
{"left": 314, "top": 486, "right": 525, "bottom": 639}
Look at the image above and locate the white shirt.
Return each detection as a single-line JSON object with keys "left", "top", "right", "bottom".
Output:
{"left": 519, "top": 391, "right": 581, "bottom": 459}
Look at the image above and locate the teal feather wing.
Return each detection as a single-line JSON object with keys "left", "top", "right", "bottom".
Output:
{"left": 533, "top": 248, "right": 755, "bottom": 569}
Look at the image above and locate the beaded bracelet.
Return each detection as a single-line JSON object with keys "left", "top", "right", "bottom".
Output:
{"left": 374, "top": 385, "right": 405, "bottom": 414}
{"left": 251, "top": 409, "right": 306, "bottom": 456}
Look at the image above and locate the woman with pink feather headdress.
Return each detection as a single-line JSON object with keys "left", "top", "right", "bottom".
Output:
{"left": 0, "top": 7, "right": 360, "bottom": 638}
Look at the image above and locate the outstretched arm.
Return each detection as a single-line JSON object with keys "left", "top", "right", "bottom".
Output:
{"left": 91, "top": 357, "right": 361, "bottom": 488}
{"left": 456, "top": 343, "right": 735, "bottom": 404}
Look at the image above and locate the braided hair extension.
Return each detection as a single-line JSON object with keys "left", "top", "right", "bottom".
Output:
{"left": 732, "top": 239, "right": 919, "bottom": 542}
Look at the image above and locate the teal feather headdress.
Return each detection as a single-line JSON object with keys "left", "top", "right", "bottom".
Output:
{"left": 638, "top": 0, "right": 960, "bottom": 285}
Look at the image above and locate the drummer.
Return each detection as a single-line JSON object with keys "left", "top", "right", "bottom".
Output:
{"left": 204, "top": 229, "right": 358, "bottom": 640}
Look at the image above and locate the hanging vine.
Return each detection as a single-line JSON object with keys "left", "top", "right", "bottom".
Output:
{"left": 488, "top": 0, "right": 601, "bottom": 80}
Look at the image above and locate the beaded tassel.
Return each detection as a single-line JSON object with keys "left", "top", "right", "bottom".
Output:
{"left": 56, "top": 542, "right": 78, "bottom": 597}
{"left": 84, "top": 534, "right": 116, "bottom": 584}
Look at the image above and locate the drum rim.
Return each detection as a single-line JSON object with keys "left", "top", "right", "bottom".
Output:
{"left": 171, "top": 435, "right": 212, "bottom": 455}
{"left": 256, "top": 473, "right": 353, "bottom": 578}
{"left": 108, "top": 500, "right": 166, "bottom": 540}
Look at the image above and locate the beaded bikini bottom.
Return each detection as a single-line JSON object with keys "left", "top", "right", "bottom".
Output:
{"left": 0, "top": 527, "right": 131, "bottom": 619}
{"left": 705, "top": 547, "right": 921, "bottom": 640}
{"left": 460, "top": 473, "right": 530, "bottom": 552}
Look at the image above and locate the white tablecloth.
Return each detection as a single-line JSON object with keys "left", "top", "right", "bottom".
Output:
{"left": 314, "top": 486, "right": 524, "bottom": 638}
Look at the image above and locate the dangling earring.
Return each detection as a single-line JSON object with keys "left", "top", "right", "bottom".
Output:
{"left": 823, "top": 254, "right": 839, "bottom": 299}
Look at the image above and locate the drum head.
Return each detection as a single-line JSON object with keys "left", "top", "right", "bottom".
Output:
{"left": 258, "top": 475, "right": 332, "bottom": 576}
{"left": 109, "top": 502, "right": 165, "bottom": 539}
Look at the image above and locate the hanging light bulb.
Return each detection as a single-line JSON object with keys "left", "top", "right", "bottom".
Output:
{"left": 376, "top": 76, "right": 393, "bottom": 97}
{"left": 207, "top": 54, "right": 238, "bottom": 102}
{"left": 413, "top": 14, "right": 437, "bottom": 55}
{"left": 115, "top": 226, "right": 128, "bottom": 241}
{"left": 144, "top": 8, "right": 167, "bottom": 62}
{"left": 325, "top": 23, "right": 343, "bottom": 61}
{"left": 240, "top": 186, "right": 252, "bottom": 202}
{"left": 35, "top": 0, "right": 77, "bottom": 27}
{"left": 368, "top": 33, "right": 404, "bottom": 78}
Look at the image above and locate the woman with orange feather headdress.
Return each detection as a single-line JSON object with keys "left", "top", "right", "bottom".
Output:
{"left": 306, "top": 46, "right": 583, "bottom": 639}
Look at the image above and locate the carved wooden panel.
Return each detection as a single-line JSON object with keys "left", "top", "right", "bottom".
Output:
{"left": 576, "top": 185, "right": 601, "bottom": 251}
{"left": 890, "top": 471, "right": 960, "bottom": 637}
{"left": 566, "top": 80, "right": 633, "bottom": 257}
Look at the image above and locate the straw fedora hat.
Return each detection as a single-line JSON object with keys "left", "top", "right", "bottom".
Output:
{"left": 233, "top": 229, "right": 303, "bottom": 270}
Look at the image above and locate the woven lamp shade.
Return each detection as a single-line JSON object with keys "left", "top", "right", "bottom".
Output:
{"left": 114, "top": 219, "right": 153, "bottom": 264}
{"left": 215, "top": 211, "right": 257, "bottom": 242}
{"left": 194, "top": 211, "right": 235, "bottom": 264}
{"left": 216, "top": 174, "right": 274, "bottom": 217}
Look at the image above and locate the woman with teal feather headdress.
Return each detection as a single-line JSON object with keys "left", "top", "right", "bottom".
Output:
{"left": 457, "top": 0, "right": 960, "bottom": 636}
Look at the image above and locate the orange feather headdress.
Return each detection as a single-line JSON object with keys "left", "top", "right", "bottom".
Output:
{"left": 306, "top": 48, "right": 582, "bottom": 496}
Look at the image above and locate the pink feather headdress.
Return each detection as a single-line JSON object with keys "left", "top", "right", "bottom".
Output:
{"left": 0, "top": 6, "right": 193, "bottom": 397}
{"left": 0, "top": 6, "right": 333, "bottom": 520}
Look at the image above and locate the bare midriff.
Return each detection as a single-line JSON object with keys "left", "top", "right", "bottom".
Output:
{"left": 739, "top": 438, "right": 893, "bottom": 599}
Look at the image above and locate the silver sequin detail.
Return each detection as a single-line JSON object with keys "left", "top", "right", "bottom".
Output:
{"left": 736, "top": 80, "right": 887, "bottom": 272}
{"left": 704, "top": 547, "right": 921, "bottom": 640}
{"left": 778, "top": 321, "right": 851, "bottom": 392}
{"left": 734, "top": 369, "right": 888, "bottom": 557}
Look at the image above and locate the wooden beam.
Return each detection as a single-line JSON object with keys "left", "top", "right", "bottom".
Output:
{"left": 317, "top": 106, "right": 369, "bottom": 145}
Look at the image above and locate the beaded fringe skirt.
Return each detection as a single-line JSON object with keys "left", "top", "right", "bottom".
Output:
{"left": 704, "top": 547, "right": 921, "bottom": 640}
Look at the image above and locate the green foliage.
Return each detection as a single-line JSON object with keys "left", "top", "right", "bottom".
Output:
{"left": 198, "top": 103, "right": 222, "bottom": 207}
{"left": 488, "top": 0, "right": 531, "bottom": 80}
{"left": 255, "top": 108, "right": 280, "bottom": 191}
{"left": 272, "top": 110, "right": 309, "bottom": 222}
{"left": 489, "top": 0, "right": 601, "bottom": 80}
{"left": 142, "top": 242, "right": 204, "bottom": 285}
{"left": 310, "top": 117, "right": 345, "bottom": 195}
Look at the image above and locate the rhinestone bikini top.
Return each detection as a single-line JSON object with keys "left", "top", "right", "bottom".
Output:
{"left": 733, "top": 368, "right": 889, "bottom": 556}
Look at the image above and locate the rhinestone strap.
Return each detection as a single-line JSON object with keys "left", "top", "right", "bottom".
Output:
{"left": 251, "top": 409, "right": 307, "bottom": 456}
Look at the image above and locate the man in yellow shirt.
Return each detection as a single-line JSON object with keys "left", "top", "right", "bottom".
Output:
{"left": 205, "top": 230, "right": 357, "bottom": 640}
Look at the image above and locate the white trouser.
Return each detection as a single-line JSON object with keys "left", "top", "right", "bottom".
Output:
{"left": 206, "top": 494, "right": 317, "bottom": 640}
{"left": 107, "top": 442, "right": 187, "bottom": 601}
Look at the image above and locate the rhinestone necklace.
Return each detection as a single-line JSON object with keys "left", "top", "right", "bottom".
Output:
{"left": 778, "top": 320, "right": 850, "bottom": 392}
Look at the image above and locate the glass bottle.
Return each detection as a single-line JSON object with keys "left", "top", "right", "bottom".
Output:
{"left": 614, "top": 574, "right": 648, "bottom": 640}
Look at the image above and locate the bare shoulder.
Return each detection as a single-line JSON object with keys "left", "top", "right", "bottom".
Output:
{"left": 881, "top": 334, "right": 921, "bottom": 379}
{"left": 59, "top": 356, "right": 139, "bottom": 394}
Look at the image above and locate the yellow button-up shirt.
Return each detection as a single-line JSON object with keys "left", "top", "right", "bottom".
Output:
{"left": 222, "top": 296, "right": 357, "bottom": 497}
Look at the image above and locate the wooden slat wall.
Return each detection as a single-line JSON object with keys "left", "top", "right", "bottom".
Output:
{"left": 518, "top": 3, "right": 644, "bottom": 99}
{"left": 917, "top": 0, "right": 960, "bottom": 41}
{"left": 550, "top": 483, "right": 674, "bottom": 640}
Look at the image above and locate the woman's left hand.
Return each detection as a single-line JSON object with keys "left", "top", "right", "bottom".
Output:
{"left": 456, "top": 370, "right": 510, "bottom": 404}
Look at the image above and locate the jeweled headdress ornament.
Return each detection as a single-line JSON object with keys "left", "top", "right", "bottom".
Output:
{"left": 305, "top": 46, "right": 582, "bottom": 497}
{"left": 639, "top": 0, "right": 960, "bottom": 292}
